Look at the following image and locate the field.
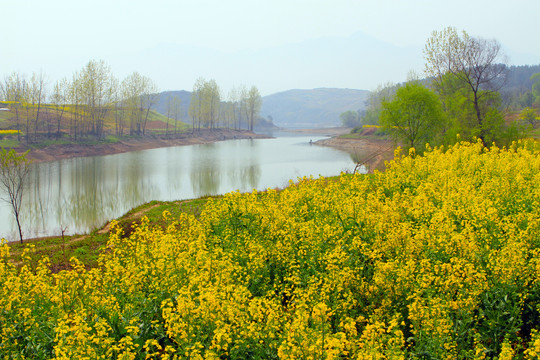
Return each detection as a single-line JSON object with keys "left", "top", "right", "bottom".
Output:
{"left": 2, "top": 139, "right": 540, "bottom": 358}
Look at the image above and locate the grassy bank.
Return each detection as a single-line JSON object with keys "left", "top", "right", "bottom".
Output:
{"left": 6, "top": 197, "right": 212, "bottom": 271}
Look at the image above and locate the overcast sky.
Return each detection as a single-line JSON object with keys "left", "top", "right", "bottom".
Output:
{"left": 1, "top": 0, "right": 539, "bottom": 95}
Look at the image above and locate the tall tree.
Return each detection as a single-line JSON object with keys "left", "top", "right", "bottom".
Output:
{"left": 203, "top": 79, "right": 220, "bottom": 130}
{"left": 122, "top": 72, "right": 157, "bottom": 136}
{"left": 50, "top": 78, "right": 68, "bottom": 138}
{"left": 424, "top": 27, "right": 507, "bottom": 142}
{"left": 189, "top": 78, "right": 205, "bottom": 132}
{"left": 340, "top": 110, "right": 359, "bottom": 127}
{"left": 359, "top": 82, "right": 397, "bottom": 126}
{"left": 0, "top": 148, "right": 31, "bottom": 243}
{"left": 28, "top": 71, "right": 47, "bottom": 142}
{"left": 1, "top": 73, "right": 27, "bottom": 141}
{"left": 140, "top": 76, "right": 158, "bottom": 135}
{"left": 171, "top": 95, "right": 182, "bottom": 136}
{"left": 531, "top": 73, "right": 540, "bottom": 108}
{"left": 68, "top": 71, "right": 84, "bottom": 140}
{"left": 110, "top": 75, "right": 126, "bottom": 136}
{"left": 380, "top": 82, "right": 445, "bottom": 151}
{"left": 521, "top": 107, "right": 539, "bottom": 128}
{"left": 242, "top": 85, "right": 262, "bottom": 132}
{"left": 80, "top": 60, "right": 112, "bottom": 138}
{"left": 228, "top": 87, "right": 240, "bottom": 130}
{"left": 165, "top": 94, "right": 182, "bottom": 137}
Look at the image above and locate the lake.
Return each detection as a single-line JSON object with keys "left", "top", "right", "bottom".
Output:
{"left": 0, "top": 134, "right": 361, "bottom": 241}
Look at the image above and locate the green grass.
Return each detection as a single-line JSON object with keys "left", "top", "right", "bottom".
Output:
{"left": 6, "top": 196, "right": 214, "bottom": 271}
{"left": 339, "top": 130, "right": 389, "bottom": 140}
{"left": 0, "top": 138, "right": 20, "bottom": 148}
{"left": 528, "top": 127, "right": 540, "bottom": 139}
{"left": 0, "top": 111, "right": 14, "bottom": 122}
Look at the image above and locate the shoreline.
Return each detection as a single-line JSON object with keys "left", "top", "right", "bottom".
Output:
{"left": 16, "top": 129, "right": 269, "bottom": 163}
{"left": 315, "top": 135, "right": 397, "bottom": 172}
{"left": 283, "top": 127, "right": 397, "bottom": 172}
{"left": 5, "top": 127, "right": 397, "bottom": 245}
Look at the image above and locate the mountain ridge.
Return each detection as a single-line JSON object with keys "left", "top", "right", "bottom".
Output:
{"left": 151, "top": 87, "right": 370, "bottom": 128}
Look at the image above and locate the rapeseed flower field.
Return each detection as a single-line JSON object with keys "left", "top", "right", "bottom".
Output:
{"left": 2, "top": 139, "right": 540, "bottom": 358}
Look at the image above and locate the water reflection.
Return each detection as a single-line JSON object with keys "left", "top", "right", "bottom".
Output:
{"left": 0, "top": 136, "right": 355, "bottom": 241}
{"left": 190, "top": 143, "right": 221, "bottom": 196}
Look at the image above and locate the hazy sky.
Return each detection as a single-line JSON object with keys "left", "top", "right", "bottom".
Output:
{"left": 2, "top": 0, "right": 539, "bottom": 95}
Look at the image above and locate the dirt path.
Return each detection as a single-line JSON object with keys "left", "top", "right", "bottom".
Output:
{"left": 97, "top": 203, "right": 162, "bottom": 235}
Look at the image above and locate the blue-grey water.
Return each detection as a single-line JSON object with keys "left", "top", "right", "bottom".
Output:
{"left": 0, "top": 135, "right": 362, "bottom": 241}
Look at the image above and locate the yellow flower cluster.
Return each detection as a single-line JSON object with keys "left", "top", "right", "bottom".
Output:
{"left": 0, "top": 129, "right": 19, "bottom": 135}
{"left": 2, "top": 139, "right": 540, "bottom": 358}
{"left": 362, "top": 124, "right": 382, "bottom": 128}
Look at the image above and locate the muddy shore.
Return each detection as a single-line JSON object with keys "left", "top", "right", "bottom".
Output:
{"left": 19, "top": 129, "right": 268, "bottom": 163}
{"left": 16, "top": 126, "right": 396, "bottom": 171}
{"left": 310, "top": 128, "right": 397, "bottom": 172}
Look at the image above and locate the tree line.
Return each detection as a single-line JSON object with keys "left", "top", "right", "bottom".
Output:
{"left": 0, "top": 61, "right": 264, "bottom": 145}
{"left": 0, "top": 60, "right": 160, "bottom": 143}
{"left": 188, "top": 78, "right": 262, "bottom": 132}
{"left": 341, "top": 27, "right": 540, "bottom": 152}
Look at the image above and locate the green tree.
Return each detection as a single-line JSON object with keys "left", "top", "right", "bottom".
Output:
{"left": 241, "top": 85, "right": 262, "bottom": 132}
{"left": 532, "top": 73, "right": 540, "bottom": 108}
{"left": 189, "top": 77, "right": 205, "bottom": 132}
{"left": 201, "top": 79, "right": 221, "bottom": 130}
{"left": 79, "top": 60, "right": 112, "bottom": 139}
{"left": 424, "top": 27, "right": 507, "bottom": 142}
{"left": 360, "top": 82, "right": 397, "bottom": 126}
{"left": 340, "top": 110, "right": 359, "bottom": 127}
{"left": 0, "top": 148, "right": 31, "bottom": 243}
{"left": 380, "top": 82, "right": 444, "bottom": 151}
{"left": 521, "top": 107, "right": 539, "bottom": 127}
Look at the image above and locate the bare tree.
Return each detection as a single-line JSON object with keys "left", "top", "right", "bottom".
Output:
{"left": 172, "top": 96, "right": 182, "bottom": 136}
{"left": 0, "top": 148, "right": 31, "bottom": 243}
{"left": 424, "top": 27, "right": 507, "bottom": 141}
{"left": 140, "top": 77, "right": 158, "bottom": 135}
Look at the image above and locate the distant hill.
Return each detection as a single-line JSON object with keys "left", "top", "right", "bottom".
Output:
{"left": 152, "top": 88, "right": 371, "bottom": 129}
{"left": 260, "top": 88, "right": 370, "bottom": 128}
{"left": 152, "top": 90, "right": 192, "bottom": 120}
{"left": 500, "top": 64, "right": 540, "bottom": 105}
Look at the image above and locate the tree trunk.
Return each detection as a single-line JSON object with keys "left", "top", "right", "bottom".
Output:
{"left": 14, "top": 209, "right": 23, "bottom": 244}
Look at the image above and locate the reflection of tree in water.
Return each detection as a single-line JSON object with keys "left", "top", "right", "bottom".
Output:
{"left": 190, "top": 145, "right": 221, "bottom": 197}
{"left": 0, "top": 137, "right": 354, "bottom": 240}
{"left": 226, "top": 139, "right": 261, "bottom": 191}
{"left": 190, "top": 162, "right": 221, "bottom": 197}
{"left": 19, "top": 154, "right": 159, "bottom": 239}
{"left": 228, "top": 164, "right": 261, "bottom": 191}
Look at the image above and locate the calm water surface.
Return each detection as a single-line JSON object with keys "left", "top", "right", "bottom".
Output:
{"left": 0, "top": 135, "right": 361, "bottom": 241}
